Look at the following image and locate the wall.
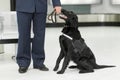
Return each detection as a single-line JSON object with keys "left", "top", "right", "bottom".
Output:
{"left": 1, "top": 0, "right": 120, "bottom": 14}
{"left": 91, "top": 0, "right": 120, "bottom": 14}
{"left": 62, "top": 5, "right": 90, "bottom": 14}
{"left": 49, "top": 0, "right": 91, "bottom": 14}
{"left": 0, "top": 0, "right": 10, "bottom": 11}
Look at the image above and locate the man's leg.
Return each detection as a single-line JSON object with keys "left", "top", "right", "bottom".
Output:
{"left": 16, "top": 12, "right": 33, "bottom": 67}
{"left": 32, "top": 13, "right": 47, "bottom": 68}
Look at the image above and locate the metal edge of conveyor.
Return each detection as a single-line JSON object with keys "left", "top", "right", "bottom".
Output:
{"left": 46, "top": 14, "right": 120, "bottom": 23}
{"left": 46, "top": 14, "right": 120, "bottom": 27}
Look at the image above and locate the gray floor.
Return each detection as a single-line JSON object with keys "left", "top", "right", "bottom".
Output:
{"left": 0, "top": 27, "right": 120, "bottom": 80}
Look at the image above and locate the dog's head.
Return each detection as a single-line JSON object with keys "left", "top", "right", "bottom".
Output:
{"left": 59, "top": 9, "right": 78, "bottom": 28}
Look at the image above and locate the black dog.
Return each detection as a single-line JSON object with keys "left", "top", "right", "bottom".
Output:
{"left": 53, "top": 9, "right": 115, "bottom": 74}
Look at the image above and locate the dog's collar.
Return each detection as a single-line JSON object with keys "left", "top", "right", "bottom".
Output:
{"left": 62, "top": 33, "right": 73, "bottom": 40}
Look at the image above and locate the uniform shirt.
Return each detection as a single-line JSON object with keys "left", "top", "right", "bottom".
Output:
{"left": 16, "top": 0, "right": 61, "bottom": 13}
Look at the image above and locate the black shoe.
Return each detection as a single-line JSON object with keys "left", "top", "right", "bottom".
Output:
{"left": 18, "top": 67, "right": 28, "bottom": 73}
{"left": 34, "top": 65, "right": 49, "bottom": 71}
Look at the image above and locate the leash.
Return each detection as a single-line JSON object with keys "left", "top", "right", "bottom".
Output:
{"left": 48, "top": 10, "right": 57, "bottom": 23}
{"left": 62, "top": 33, "right": 73, "bottom": 40}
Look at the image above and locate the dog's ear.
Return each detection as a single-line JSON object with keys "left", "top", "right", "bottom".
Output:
{"left": 73, "top": 16, "right": 79, "bottom": 27}
{"left": 69, "top": 16, "right": 78, "bottom": 28}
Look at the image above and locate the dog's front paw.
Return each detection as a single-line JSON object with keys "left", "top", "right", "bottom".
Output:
{"left": 57, "top": 71, "right": 64, "bottom": 74}
{"left": 53, "top": 68, "right": 57, "bottom": 71}
{"left": 53, "top": 66, "right": 58, "bottom": 71}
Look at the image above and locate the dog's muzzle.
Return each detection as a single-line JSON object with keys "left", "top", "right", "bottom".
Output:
{"left": 59, "top": 14, "right": 67, "bottom": 20}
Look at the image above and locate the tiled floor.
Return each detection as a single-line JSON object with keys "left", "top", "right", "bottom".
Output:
{"left": 0, "top": 27, "right": 120, "bottom": 80}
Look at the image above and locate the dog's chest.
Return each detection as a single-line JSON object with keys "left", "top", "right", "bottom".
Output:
{"left": 61, "top": 34, "right": 86, "bottom": 54}
{"left": 72, "top": 39, "right": 86, "bottom": 53}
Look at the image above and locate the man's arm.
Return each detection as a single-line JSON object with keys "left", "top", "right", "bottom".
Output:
{"left": 52, "top": 0, "right": 61, "bottom": 7}
{"left": 52, "top": 0, "right": 62, "bottom": 14}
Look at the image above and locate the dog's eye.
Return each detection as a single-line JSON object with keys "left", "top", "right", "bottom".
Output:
{"left": 70, "top": 11, "right": 73, "bottom": 13}
{"left": 69, "top": 11, "right": 73, "bottom": 14}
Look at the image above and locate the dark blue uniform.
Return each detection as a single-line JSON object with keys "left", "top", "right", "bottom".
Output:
{"left": 16, "top": 0, "right": 61, "bottom": 68}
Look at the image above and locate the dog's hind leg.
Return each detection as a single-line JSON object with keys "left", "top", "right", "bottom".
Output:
{"left": 77, "top": 60, "right": 94, "bottom": 73}
{"left": 53, "top": 50, "right": 64, "bottom": 71}
{"left": 57, "top": 54, "right": 70, "bottom": 74}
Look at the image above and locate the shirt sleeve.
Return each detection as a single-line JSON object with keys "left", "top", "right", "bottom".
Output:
{"left": 52, "top": 0, "right": 61, "bottom": 7}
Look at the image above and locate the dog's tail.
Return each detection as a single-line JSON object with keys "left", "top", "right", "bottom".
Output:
{"left": 69, "top": 65, "right": 116, "bottom": 69}
{"left": 95, "top": 64, "right": 115, "bottom": 69}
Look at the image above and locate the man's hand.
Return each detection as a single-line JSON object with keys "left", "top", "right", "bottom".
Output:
{"left": 54, "top": 6, "right": 62, "bottom": 14}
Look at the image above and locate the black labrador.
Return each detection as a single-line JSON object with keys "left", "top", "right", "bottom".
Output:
{"left": 53, "top": 9, "right": 115, "bottom": 74}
